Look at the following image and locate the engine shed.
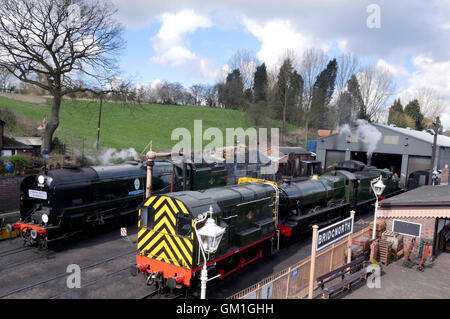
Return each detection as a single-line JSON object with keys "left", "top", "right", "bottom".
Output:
{"left": 316, "top": 124, "right": 450, "bottom": 188}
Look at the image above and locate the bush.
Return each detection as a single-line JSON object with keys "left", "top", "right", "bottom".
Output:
{"left": 0, "top": 107, "right": 17, "bottom": 129}
{"left": 0, "top": 157, "right": 6, "bottom": 176}
{"left": 9, "top": 155, "right": 31, "bottom": 174}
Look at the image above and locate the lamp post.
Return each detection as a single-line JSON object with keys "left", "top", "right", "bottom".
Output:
{"left": 193, "top": 206, "right": 226, "bottom": 299}
{"left": 371, "top": 176, "right": 386, "bottom": 240}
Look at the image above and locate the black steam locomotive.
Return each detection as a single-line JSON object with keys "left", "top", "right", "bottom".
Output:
{"left": 132, "top": 160, "right": 401, "bottom": 292}
{"left": 8, "top": 161, "right": 228, "bottom": 247}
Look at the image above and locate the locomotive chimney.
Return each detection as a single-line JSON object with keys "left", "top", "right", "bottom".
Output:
{"left": 282, "top": 177, "right": 292, "bottom": 183}
{"left": 145, "top": 143, "right": 172, "bottom": 198}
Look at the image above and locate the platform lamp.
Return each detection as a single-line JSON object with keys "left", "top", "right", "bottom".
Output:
{"left": 371, "top": 176, "right": 386, "bottom": 239}
{"left": 194, "top": 206, "right": 226, "bottom": 299}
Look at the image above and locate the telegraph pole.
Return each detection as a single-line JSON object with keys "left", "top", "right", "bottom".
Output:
{"left": 96, "top": 96, "right": 103, "bottom": 153}
{"left": 429, "top": 116, "right": 440, "bottom": 185}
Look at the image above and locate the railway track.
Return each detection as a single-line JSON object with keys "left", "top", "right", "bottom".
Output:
{"left": 0, "top": 249, "right": 137, "bottom": 299}
{"left": 0, "top": 246, "right": 33, "bottom": 258}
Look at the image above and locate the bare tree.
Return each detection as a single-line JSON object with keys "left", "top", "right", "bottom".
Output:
{"left": 402, "top": 87, "right": 446, "bottom": 120}
{"left": 0, "top": 65, "right": 12, "bottom": 89}
{"left": 202, "top": 84, "right": 218, "bottom": 107}
{"left": 189, "top": 84, "right": 204, "bottom": 106}
{"left": 228, "top": 49, "right": 258, "bottom": 89}
{"left": 298, "top": 48, "right": 328, "bottom": 143}
{"left": 299, "top": 48, "right": 328, "bottom": 110}
{"left": 335, "top": 53, "right": 360, "bottom": 96}
{"left": 0, "top": 0, "right": 124, "bottom": 151}
{"left": 357, "top": 65, "right": 396, "bottom": 122}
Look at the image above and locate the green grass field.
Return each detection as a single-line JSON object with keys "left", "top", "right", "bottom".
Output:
{"left": 0, "top": 95, "right": 271, "bottom": 153}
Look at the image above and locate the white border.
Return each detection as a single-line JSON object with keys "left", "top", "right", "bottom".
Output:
{"left": 392, "top": 219, "right": 422, "bottom": 237}
{"left": 316, "top": 216, "right": 354, "bottom": 252}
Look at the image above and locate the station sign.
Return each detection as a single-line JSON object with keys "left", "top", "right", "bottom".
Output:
{"left": 316, "top": 216, "right": 354, "bottom": 251}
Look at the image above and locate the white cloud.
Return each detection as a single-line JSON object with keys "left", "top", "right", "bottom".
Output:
{"left": 409, "top": 55, "right": 450, "bottom": 99}
{"left": 151, "top": 9, "right": 218, "bottom": 79}
{"left": 242, "top": 17, "right": 317, "bottom": 68}
{"left": 151, "top": 79, "right": 162, "bottom": 89}
{"left": 376, "top": 59, "right": 410, "bottom": 78}
{"left": 156, "top": 10, "right": 212, "bottom": 41}
{"left": 397, "top": 55, "right": 450, "bottom": 128}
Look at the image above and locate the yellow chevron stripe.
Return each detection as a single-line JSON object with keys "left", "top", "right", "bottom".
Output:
{"left": 153, "top": 216, "right": 176, "bottom": 235}
{"left": 154, "top": 204, "right": 176, "bottom": 225}
{"left": 182, "top": 237, "right": 193, "bottom": 251}
{"left": 177, "top": 200, "right": 190, "bottom": 215}
{"left": 173, "top": 235, "right": 193, "bottom": 264}
{"left": 137, "top": 230, "right": 154, "bottom": 250}
{"left": 166, "top": 197, "right": 179, "bottom": 214}
{"left": 138, "top": 208, "right": 141, "bottom": 227}
{"left": 145, "top": 196, "right": 156, "bottom": 207}
{"left": 152, "top": 240, "right": 180, "bottom": 267}
{"left": 139, "top": 230, "right": 164, "bottom": 251}
{"left": 138, "top": 228, "right": 148, "bottom": 238}
{"left": 164, "top": 234, "right": 188, "bottom": 268}
{"left": 156, "top": 251, "right": 169, "bottom": 263}
{"left": 153, "top": 196, "right": 166, "bottom": 210}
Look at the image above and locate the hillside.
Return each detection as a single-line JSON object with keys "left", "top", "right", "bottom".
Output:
{"left": 0, "top": 95, "right": 265, "bottom": 154}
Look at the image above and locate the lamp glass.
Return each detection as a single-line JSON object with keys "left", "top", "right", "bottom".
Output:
{"left": 197, "top": 218, "right": 226, "bottom": 254}
{"left": 373, "top": 179, "right": 386, "bottom": 196}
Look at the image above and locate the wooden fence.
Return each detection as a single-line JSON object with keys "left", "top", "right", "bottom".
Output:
{"left": 228, "top": 226, "right": 372, "bottom": 299}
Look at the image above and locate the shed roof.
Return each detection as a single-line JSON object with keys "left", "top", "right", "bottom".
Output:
{"left": 380, "top": 185, "right": 450, "bottom": 207}
{"left": 374, "top": 124, "right": 450, "bottom": 147}
{"left": 321, "top": 123, "right": 450, "bottom": 148}
{"left": 2, "top": 136, "right": 33, "bottom": 150}
{"left": 13, "top": 137, "right": 42, "bottom": 147}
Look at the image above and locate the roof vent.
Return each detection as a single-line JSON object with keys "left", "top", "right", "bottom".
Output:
{"left": 389, "top": 124, "right": 397, "bottom": 127}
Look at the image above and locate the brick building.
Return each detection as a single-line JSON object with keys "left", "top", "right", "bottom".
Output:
{"left": 378, "top": 186, "right": 450, "bottom": 255}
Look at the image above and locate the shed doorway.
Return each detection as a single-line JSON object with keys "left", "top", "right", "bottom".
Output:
{"left": 351, "top": 152, "right": 402, "bottom": 176}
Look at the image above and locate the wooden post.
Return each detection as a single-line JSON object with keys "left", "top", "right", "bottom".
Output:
{"left": 329, "top": 244, "right": 335, "bottom": 272}
{"left": 347, "top": 210, "right": 356, "bottom": 264}
{"left": 285, "top": 268, "right": 291, "bottom": 299}
{"left": 308, "top": 225, "right": 319, "bottom": 299}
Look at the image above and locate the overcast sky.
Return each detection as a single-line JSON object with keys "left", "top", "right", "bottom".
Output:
{"left": 110, "top": 0, "right": 450, "bottom": 128}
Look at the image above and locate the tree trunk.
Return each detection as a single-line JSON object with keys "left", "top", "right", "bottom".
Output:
{"left": 43, "top": 94, "right": 62, "bottom": 152}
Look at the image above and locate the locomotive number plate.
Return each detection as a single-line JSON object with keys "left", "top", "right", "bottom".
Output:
{"left": 29, "top": 189, "right": 48, "bottom": 200}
